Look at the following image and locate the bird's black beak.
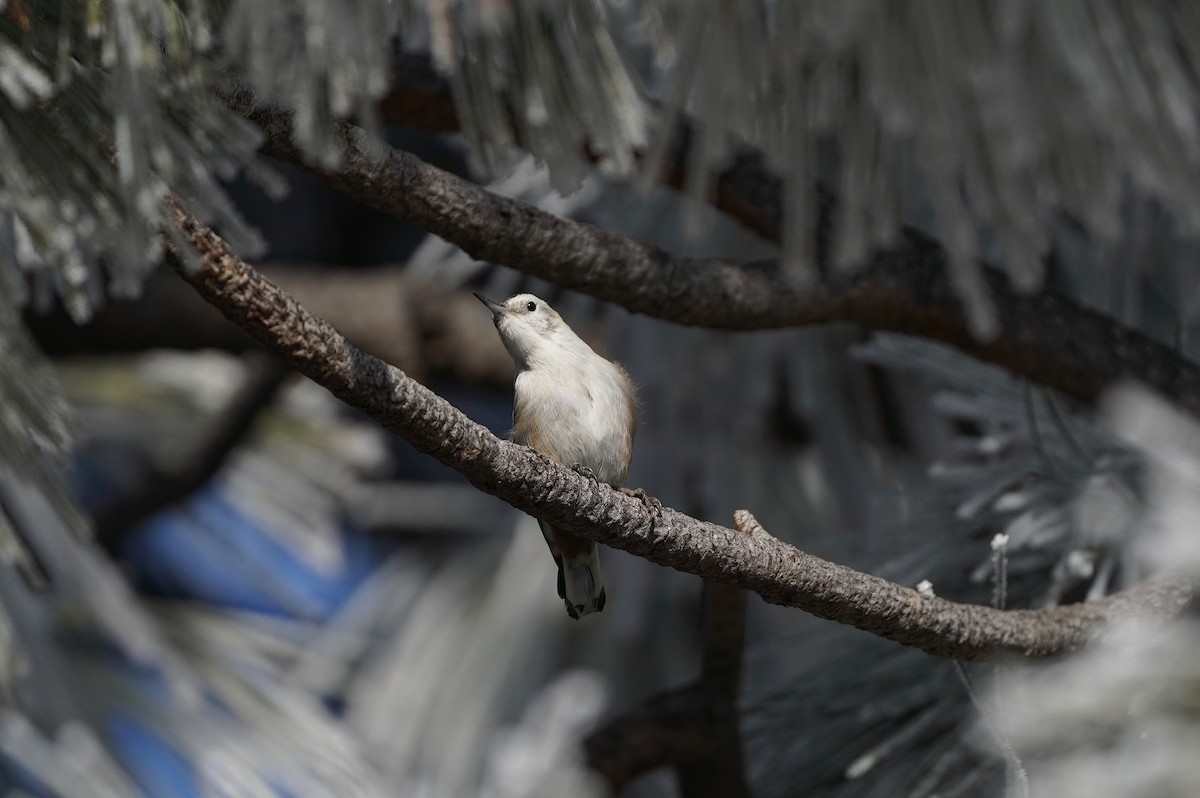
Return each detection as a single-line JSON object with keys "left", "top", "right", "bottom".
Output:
{"left": 473, "top": 292, "right": 506, "bottom": 317}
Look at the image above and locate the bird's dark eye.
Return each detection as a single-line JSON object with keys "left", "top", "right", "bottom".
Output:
{"left": 526, "top": 301, "right": 537, "bottom": 312}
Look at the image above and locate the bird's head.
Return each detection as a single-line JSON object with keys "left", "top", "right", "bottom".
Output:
{"left": 474, "top": 292, "right": 581, "bottom": 369}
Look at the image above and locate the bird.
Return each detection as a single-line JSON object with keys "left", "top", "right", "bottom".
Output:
{"left": 475, "top": 292, "right": 637, "bottom": 619}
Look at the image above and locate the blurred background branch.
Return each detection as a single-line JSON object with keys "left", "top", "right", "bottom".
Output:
{"left": 26, "top": 265, "right": 514, "bottom": 387}
{"left": 92, "top": 349, "right": 292, "bottom": 550}
{"left": 586, "top": 579, "right": 748, "bottom": 797}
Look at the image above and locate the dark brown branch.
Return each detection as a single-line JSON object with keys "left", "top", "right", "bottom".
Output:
{"left": 675, "top": 579, "right": 750, "bottom": 798}
{"left": 584, "top": 685, "right": 705, "bottom": 790}
{"left": 584, "top": 579, "right": 749, "bottom": 794}
{"left": 93, "top": 350, "right": 291, "bottom": 550}
{"left": 228, "top": 91, "right": 1200, "bottom": 418}
{"left": 165, "top": 200, "right": 1196, "bottom": 663}
{"left": 29, "top": 265, "right": 514, "bottom": 387}
{"left": 377, "top": 53, "right": 462, "bottom": 133}
{"left": 700, "top": 579, "right": 747, "bottom": 698}
{"left": 375, "top": 52, "right": 781, "bottom": 241}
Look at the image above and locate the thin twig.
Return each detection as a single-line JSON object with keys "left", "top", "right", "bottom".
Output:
{"left": 1042, "top": 389, "right": 1087, "bottom": 461}
{"left": 953, "top": 662, "right": 1030, "bottom": 798}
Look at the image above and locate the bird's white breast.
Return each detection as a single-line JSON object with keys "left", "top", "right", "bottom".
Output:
{"left": 512, "top": 352, "right": 634, "bottom": 487}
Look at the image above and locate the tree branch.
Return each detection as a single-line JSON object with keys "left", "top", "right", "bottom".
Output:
{"left": 373, "top": 51, "right": 784, "bottom": 242}
{"left": 93, "top": 350, "right": 291, "bottom": 550}
{"left": 583, "top": 578, "right": 749, "bottom": 794}
{"left": 227, "top": 90, "right": 1200, "bottom": 417}
{"left": 675, "top": 579, "right": 750, "bottom": 798}
{"left": 30, "top": 265, "right": 515, "bottom": 388}
{"left": 584, "top": 685, "right": 704, "bottom": 790}
{"left": 164, "top": 199, "right": 1196, "bottom": 663}
{"left": 377, "top": 53, "right": 462, "bottom": 134}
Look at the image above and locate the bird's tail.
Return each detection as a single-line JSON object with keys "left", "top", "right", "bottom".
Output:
{"left": 559, "top": 547, "right": 606, "bottom": 619}
{"left": 540, "top": 522, "right": 606, "bottom": 619}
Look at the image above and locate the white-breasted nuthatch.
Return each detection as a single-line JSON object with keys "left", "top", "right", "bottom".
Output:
{"left": 476, "top": 292, "right": 637, "bottom": 619}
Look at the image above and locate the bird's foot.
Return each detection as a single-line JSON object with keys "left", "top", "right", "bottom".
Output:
{"left": 621, "top": 486, "right": 663, "bottom": 516}
{"left": 571, "top": 463, "right": 599, "bottom": 482}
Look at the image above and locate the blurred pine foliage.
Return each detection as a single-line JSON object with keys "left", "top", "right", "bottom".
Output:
{"left": 4, "top": 2, "right": 1200, "bottom": 796}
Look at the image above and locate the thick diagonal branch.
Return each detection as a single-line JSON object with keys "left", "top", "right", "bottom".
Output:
{"left": 227, "top": 91, "right": 1200, "bottom": 417}
{"left": 165, "top": 200, "right": 1195, "bottom": 663}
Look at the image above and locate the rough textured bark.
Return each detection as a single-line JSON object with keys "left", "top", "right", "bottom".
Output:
{"left": 165, "top": 200, "right": 1196, "bottom": 663}
{"left": 228, "top": 91, "right": 1200, "bottom": 418}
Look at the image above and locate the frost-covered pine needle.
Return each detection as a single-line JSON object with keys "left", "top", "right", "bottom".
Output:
{"left": 991, "top": 533, "right": 1010, "bottom": 611}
